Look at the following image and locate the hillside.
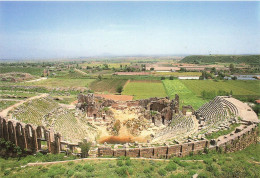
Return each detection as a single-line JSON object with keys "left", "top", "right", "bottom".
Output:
{"left": 180, "top": 55, "right": 260, "bottom": 64}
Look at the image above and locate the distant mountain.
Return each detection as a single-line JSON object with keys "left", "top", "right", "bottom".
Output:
{"left": 180, "top": 55, "right": 260, "bottom": 64}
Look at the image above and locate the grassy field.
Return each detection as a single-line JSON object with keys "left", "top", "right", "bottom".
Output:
{"left": 89, "top": 79, "right": 128, "bottom": 93}
{"left": 0, "top": 100, "right": 17, "bottom": 111}
{"left": 22, "top": 78, "right": 95, "bottom": 88}
{"left": 163, "top": 80, "right": 207, "bottom": 110}
{"left": 0, "top": 66, "right": 44, "bottom": 76}
{"left": 181, "top": 80, "right": 260, "bottom": 96}
{"left": 0, "top": 143, "right": 259, "bottom": 178}
{"left": 122, "top": 80, "right": 167, "bottom": 100}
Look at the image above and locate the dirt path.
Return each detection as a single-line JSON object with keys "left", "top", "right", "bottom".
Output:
{"left": 74, "top": 69, "right": 88, "bottom": 75}
{"left": 25, "top": 77, "right": 47, "bottom": 83}
{"left": 0, "top": 99, "right": 22, "bottom": 102}
{"left": 0, "top": 93, "right": 49, "bottom": 118}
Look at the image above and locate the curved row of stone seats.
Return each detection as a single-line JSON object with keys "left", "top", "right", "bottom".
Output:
{"left": 155, "top": 114, "right": 195, "bottom": 139}
{"left": 221, "top": 98, "right": 239, "bottom": 116}
{"left": 197, "top": 96, "right": 239, "bottom": 123}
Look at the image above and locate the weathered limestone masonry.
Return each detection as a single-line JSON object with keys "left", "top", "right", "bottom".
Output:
{"left": 0, "top": 117, "right": 80, "bottom": 155}
{"left": 98, "top": 124, "right": 258, "bottom": 158}
{"left": 77, "top": 93, "right": 180, "bottom": 125}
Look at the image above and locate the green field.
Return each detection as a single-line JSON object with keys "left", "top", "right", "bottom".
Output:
{"left": 22, "top": 78, "right": 95, "bottom": 88}
{"left": 122, "top": 80, "right": 167, "bottom": 100}
{"left": 163, "top": 80, "right": 207, "bottom": 110}
{"left": 181, "top": 80, "right": 260, "bottom": 96}
{"left": 89, "top": 79, "right": 128, "bottom": 93}
{"left": 0, "top": 66, "right": 44, "bottom": 76}
{"left": 0, "top": 100, "right": 17, "bottom": 111}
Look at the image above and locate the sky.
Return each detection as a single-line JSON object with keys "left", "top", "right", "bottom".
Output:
{"left": 0, "top": 1, "right": 259, "bottom": 59}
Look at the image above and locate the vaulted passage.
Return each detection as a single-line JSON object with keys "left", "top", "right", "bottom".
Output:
{"left": 162, "top": 116, "right": 165, "bottom": 125}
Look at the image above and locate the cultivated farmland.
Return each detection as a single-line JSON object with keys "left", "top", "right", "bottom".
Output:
{"left": 0, "top": 66, "right": 44, "bottom": 76}
{"left": 89, "top": 79, "right": 128, "bottom": 93}
{"left": 122, "top": 80, "right": 167, "bottom": 100}
{"left": 181, "top": 80, "right": 260, "bottom": 96}
{"left": 23, "top": 78, "right": 95, "bottom": 88}
{"left": 163, "top": 80, "right": 207, "bottom": 109}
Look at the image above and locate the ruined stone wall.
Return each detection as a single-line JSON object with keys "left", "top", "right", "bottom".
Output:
{"left": 98, "top": 140, "right": 208, "bottom": 158}
{"left": 0, "top": 117, "right": 79, "bottom": 155}
{"left": 98, "top": 124, "right": 258, "bottom": 158}
{"left": 77, "top": 94, "right": 180, "bottom": 125}
{"left": 1, "top": 116, "right": 258, "bottom": 158}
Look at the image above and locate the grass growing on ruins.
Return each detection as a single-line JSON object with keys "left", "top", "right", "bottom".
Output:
{"left": 0, "top": 143, "right": 259, "bottom": 178}
{"left": 163, "top": 80, "right": 207, "bottom": 110}
{"left": 9, "top": 97, "right": 96, "bottom": 142}
{"left": 0, "top": 100, "right": 17, "bottom": 111}
{"left": 206, "top": 123, "right": 241, "bottom": 140}
{"left": 89, "top": 79, "right": 128, "bottom": 93}
{"left": 0, "top": 90, "right": 38, "bottom": 99}
{"left": 181, "top": 80, "right": 260, "bottom": 97}
{"left": 122, "top": 80, "right": 167, "bottom": 100}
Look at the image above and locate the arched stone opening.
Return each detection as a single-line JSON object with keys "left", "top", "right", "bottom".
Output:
{"left": 162, "top": 116, "right": 165, "bottom": 125}
{"left": 8, "top": 121, "right": 17, "bottom": 145}
{"left": 152, "top": 117, "right": 155, "bottom": 124}
{"left": 16, "top": 123, "right": 27, "bottom": 149}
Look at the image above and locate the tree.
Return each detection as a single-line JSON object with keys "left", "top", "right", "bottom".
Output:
{"left": 79, "top": 140, "right": 91, "bottom": 158}
{"left": 161, "top": 76, "right": 166, "bottom": 80}
{"left": 117, "top": 86, "right": 123, "bottom": 94}
{"left": 231, "top": 76, "right": 237, "bottom": 80}
{"left": 98, "top": 74, "right": 102, "bottom": 80}
{"left": 210, "top": 67, "right": 217, "bottom": 74}
{"left": 169, "top": 76, "right": 174, "bottom": 80}
{"left": 229, "top": 63, "right": 235, "bottom": 73}
{"left": 150, "top": 67, "right": 154, "bottom": 71}
{"left": 230, "top": 90, "right": 233, "bottom": 95}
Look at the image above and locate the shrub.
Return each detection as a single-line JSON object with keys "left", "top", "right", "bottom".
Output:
{"left": 115, "top": 166, "right": 133, "bottom": 176}
{"left": 117, "top": 86, "right": 123, "bottom": 93}
{"left": 203, "top": 158, "right": 213, "bottom": 165}
{"left": 158, "top": 168, "right": 167, "bottom": 176}
{"left": 83, "top": 164, "right": 94, "bottom": 172}
{"left": 125, "top": 159, "right": 132, "bottom": 166}
{"left": 204, "top": 147, "right": 209, "bottom": 154}
{"left": 165, "top": 162, "right": 177, "bottom": 172}
{"left": 74, "top": 164, "right": 83, "bottom": 171}
{"left": 74, "top": 172, "right": 85, "bottom": 178}
{"left": 197, "top": 171, "right": 211, "bottom": 178}
{"left": 68, "top": 161, "right": 75, "bottom": 166}
{"left": 169, "top": 173, "right": 187, "bottom": 178}
{"left": 161, "top": 76, "right": 166, "bottom": 80}
{"left": 188, "top": 170, "right": 196, "bottom": 176}
{"left": 143, "top": 168, "right": 151, "bottom": 173}
{"left": 117, "top": 160, "right": 124, "bottom": 167}
{"left": 67, "top": 170, "right": 75, "bottom": 177}
{"left": 149, "top": 166, "right": 155, "bottom": 171}
{"left": 4, "top": 170, "right": 10, "bottom": 176}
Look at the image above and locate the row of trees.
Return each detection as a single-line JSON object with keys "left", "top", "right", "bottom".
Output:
{"left": 201, "top": 90, "right": 233, "bottom": 100}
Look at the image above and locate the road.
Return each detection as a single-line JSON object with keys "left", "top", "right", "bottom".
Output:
{"left": 0, "top": 93, "right": 49, "bottom": 118}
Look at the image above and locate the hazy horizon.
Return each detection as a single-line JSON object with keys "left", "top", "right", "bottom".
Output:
{"left": 0, "top": 1, "right": 259, "bottom": 59}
